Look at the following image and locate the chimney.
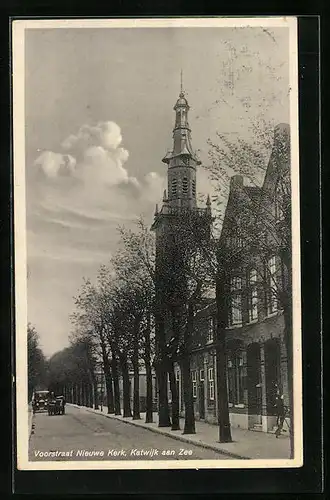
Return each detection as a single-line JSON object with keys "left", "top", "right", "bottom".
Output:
{"left": 230, "top": 174, "right": 244, "bottom": 190}
{"left": 274, "top": 123, "right": 290, "bottom": 145}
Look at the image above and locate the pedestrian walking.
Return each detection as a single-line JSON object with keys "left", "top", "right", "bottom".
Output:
{"left": 274, "top": 387, "right": 285, "bottom": 438}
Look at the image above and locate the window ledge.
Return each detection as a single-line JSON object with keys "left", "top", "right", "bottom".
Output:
{"left": 247, "top": 319, "right": 258, "bottom": 325}
{"left": 265, "top": 311, "right": 279, "bottom": 319}
{"left": 234, "top": 404, "right": 245, "bottom": 409}
{"left": 227, "top": 323, "right": 243, "bottom": 330}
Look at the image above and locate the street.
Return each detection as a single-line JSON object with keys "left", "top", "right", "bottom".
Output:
{"left": 29, "top": 405, "right": 231, "bottom": 461}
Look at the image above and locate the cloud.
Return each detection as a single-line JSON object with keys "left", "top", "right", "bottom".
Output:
{"left": 33, "top": 121, "right": 134, "bottom": 191}
{"left": 61, "top": 121, "right": 123, "bottom": 153}
{"left": 32, "top": 120, "right": 166, "bottom": 213}
{"left": 141, "top": 171, "right": 166, "bottom": 204}
{"left": 34, "top": 151, "right": 76, "bottom": 178}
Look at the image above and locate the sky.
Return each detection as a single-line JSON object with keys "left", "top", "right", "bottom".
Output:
{"left": 25, "top": 25, "right": 290, "bottom": 356}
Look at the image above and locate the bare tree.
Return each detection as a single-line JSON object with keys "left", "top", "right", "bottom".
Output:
{"left": 72, "top": 279, "right": 115, "bottom": 414}
{"left": 27, "top": 323, "right": 48, "bottom": 400}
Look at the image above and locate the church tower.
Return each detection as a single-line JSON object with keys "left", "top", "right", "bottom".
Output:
{"left": 152, "top": 80, "right": 211, "bottom": 229}
{"left": 151, "top": 81, "right": 212, "bottom": 427}
{"left": 151, "top": 81, "right": 212, "bottom": 324}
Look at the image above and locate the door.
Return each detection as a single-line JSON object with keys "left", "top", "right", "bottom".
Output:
{"left": 199, "top": 381, "right": 205, "bottom": 419}
{"left": 265, "top": 339, "right": 281, "bottom": 415}
{"left": 247, "top": 343, "right": 262, "bottom": 423}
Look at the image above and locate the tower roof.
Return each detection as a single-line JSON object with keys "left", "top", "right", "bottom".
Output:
{"left": 174, "top": 91, "right": 189, "bottom": 110}
{"left": 163, "top": 78, "right": 200, "bottom": 165}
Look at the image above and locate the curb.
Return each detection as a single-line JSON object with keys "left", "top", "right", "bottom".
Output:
{"left": 69, "top": 404, "right": 249, "bottom": 460}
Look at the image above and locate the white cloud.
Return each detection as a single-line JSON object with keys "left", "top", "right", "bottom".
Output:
{"left": 34, "top": 151, "right": 76, "bottom": 178}
{"left": 34, "top": 121, "right": 134, "bottom": 191}
{"left": 61, "top": 121, "right": 123, "bottom": 152}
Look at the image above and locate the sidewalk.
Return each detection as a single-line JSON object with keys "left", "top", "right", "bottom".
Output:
{"left": 70, "top": 404, "right": 290, "bottom": 460}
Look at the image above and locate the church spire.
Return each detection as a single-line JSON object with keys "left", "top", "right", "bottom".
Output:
{"left": 161, "top": 80, "right": 201, "bottom": 209}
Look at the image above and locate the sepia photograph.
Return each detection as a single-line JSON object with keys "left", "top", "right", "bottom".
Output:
{"left": 13, "top": 17, "right": 302, "bottom": 470}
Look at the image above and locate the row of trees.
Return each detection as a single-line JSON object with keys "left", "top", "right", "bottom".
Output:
{"left": 27, "top": 323, "right": 48, "bottom": 401}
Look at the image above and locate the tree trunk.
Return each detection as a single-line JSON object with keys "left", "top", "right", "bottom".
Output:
{"left": 119, "top": 355, "right": 132, "bottom": 417}
{"left": 100, "top": 331, "right": 114, "bottom": 414}
{"left": 156, "top": 360, "right": 171, "bottom": 427}
{"left": 89, "top": 371, "right": 99, "bottom": 410}
{"left": 144, "top": 310, "right": 153, "bottom": 423}
{"left": 132, "top": 319, "right": 141, "bottom": 420}
{"left": 281, "top": 252, "right": 294, "bottom": 459}
{"left": 81, "top": 383, "right": 86, "bottom": 406}
{"left": 103, "top": 358, "right": 114, "bottom": 414}
{"left": 104, "top": 368, "right": 114, "bottom": 414}
{"left": 111, "top": 356, "right": 121, "bottom": 415}
{"left": 283, "top": 302, "right": 294, "bottom": 458}
{"left": 155, "top": 293, "right": 171, "bottom": 427}
{"left": 169, "top": 361, "right": 180, "bottom": 430}
{"left": 215, "top": 267, "right": 232, "bottom": 443}
{"left": 145, "top": 359, "right": 153, "bottom": 423}
{"left": 182, "top": 302, "right": 195, "bottom": 434}
{"left": 93, "top": 379, "right": 99, "bottom": 410}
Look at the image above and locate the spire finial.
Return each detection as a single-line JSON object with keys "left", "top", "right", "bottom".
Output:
{"left": 180, "top": 69, "right": 184, "bottom": 96}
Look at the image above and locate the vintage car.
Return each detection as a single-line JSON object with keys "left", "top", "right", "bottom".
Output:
{"left": 48, "top": 395, "right": 66, "bottom": 416}
{"left": 32, "top": 390, "right": 50, "bottom": 413}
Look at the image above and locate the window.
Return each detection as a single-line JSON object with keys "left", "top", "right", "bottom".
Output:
{"left": 226, "top": 235, "right": 243, "bottom": 248}
{"left": 200, "top": 369, "right": 205, "bottom": 381}
{"left": 208, "top": 367, "right": 215, "bottom": 400}
{"left": 172, "top": 178, "right": 177, "bottom": 197}
{"left": 266, "top": 256, "right": 278, "bottom": 315}
{"left": 231, "top": 276, "right": 242, "bottom": 291}
{"left": 192, "top": 179, "right": 196, "bottom": 196}
{"left": 207, "top": 317, "right": 214, "bottom": 343}
{"left": 229, "top": 276, "right": 243, "bottom": 327}
{"left": 275, "top": 182, "right": 285, "bottom": 222}
{"left": 192, "top": 370, "right": 197, "bottom": 398}
{"left": 175, "top": 370, "right": 180, "bottom": 382}
{"left": 227, "top": 354, "right": 244, "bottom": 405}
{"left": 248, "top": 269, "right": 258, "bottom": 322}
{"left": 182, "top": 177, "right": 188, "bottom": 195}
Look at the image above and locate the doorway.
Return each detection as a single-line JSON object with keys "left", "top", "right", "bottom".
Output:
{"left": 247, "top": 343, "right": 262, "bottom": 424}
{"left": 199, "top": 379, "right": 205, "bottom": 419}
{"left": 264, "top": 338, "right": 281, "bottom": 415}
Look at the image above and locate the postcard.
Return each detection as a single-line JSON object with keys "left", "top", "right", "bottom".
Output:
{"left": 13, "top": 16, "right": 302, "bottom": 470}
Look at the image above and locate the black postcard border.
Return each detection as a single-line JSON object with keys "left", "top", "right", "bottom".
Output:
{"left": 0, "top": 10, "right": 323, "bottom": 497}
